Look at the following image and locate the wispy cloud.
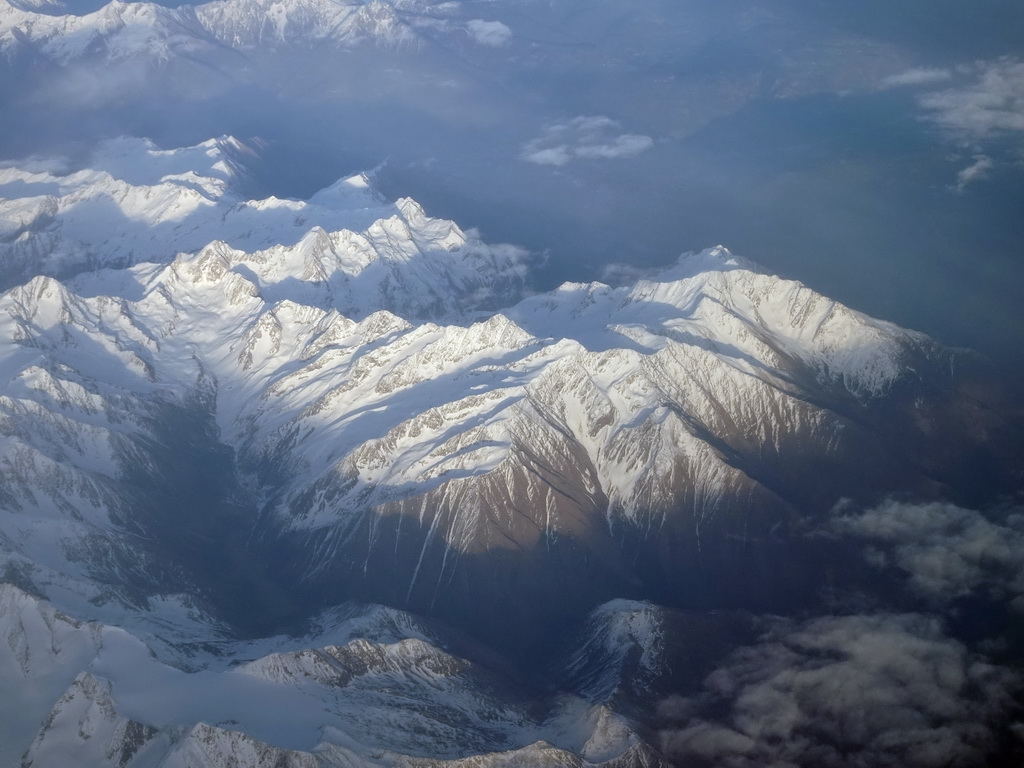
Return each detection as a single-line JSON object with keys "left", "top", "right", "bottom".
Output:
{"left": 955, "top": 154, "right": 994, "bottom": 191}
{"left": 890, "top": 58, "right": 1024, "bottom": 188}
{"left": 883, "top": 67, "right": 953, "bottom": 88}
{"left": 521, "top": 116, "right": 653, "bottom": 167}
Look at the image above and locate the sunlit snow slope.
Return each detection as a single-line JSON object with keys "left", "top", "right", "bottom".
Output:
{"left": 1, "top": 137, "right": 1019, "bottom": 767}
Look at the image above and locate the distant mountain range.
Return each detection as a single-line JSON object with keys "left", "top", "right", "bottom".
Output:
{"left": 0, "top": 0, "right": 456, "bottom": 61}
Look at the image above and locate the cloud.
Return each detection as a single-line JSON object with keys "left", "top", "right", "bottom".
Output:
{"left": 660, "top": 613, "right": 1018, "bottom": 768}
{"left": 955, "top": 154, "right": 994, "bottom": 191}
{"left": 829, "top": 500, "right": 1024, "bottom": 610}
{"left": 883, "top": 68, "right": 953, "bottom": 88}
{"left": 522, "top": 146, "right": 573, "bottom": 167}
{"left": 521, "top": 116, "right": 654, "bottom": 167}
{"left": 574, "top": 134, "right": 655, "bottom": 160}
{"left": 465, "top": 20, "right": 512, "bottom": 47}
{"left": 918, "top": 58, "right": 1024, "bottom": 137}
{"left": 893, "top": 59, "right": 1024, "bottom": 188}
{"left": 29, "top": 62, "right": 152, "bottom": 110}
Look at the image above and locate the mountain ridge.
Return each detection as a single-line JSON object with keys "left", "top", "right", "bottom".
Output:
{"left": 1, "top": 137, "right": 1021, "bottom": 767}
{"left": 0, "top": 0, "right": 491, "bottom": 61}
{"left": 1, "top": 583, "right": 673, "bottom": 767}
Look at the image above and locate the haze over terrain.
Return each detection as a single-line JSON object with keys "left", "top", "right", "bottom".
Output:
{"left": 3, "top": 0, "right": 1024, "bottom": 369}
{"left": 1, "top": 1, "right": 1024, "bottom": 767}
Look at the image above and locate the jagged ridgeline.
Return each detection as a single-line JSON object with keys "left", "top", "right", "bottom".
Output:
{"left": 1, "top": 136, "right": 1019, "bottom": 645}
{"left": 1, "top": 137, "right": 1021, "bottom": 767}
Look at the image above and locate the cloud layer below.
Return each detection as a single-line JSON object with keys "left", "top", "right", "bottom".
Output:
{"left": 917, "top": 59, "right": 1024, "bottom": 137}
{"left": 660, "top": 613, "right": 1018, "bottom": 768}
{"left": 883, "top": 58, "right": 1024, "bottom": 188}
{"left": 829, "top": 500, "right": 1024, "bottom": 611}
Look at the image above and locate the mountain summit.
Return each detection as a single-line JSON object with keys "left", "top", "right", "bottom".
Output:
{"left": 1, "top": 139, "right": 1020, "bottom": 768}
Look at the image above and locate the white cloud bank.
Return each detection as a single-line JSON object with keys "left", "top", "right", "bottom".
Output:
{"left": 660, "top": 613, "right": 1018, "bottom": 768}
{"left": 521, "top": 116, "right": 654, "bottom": 167}
{"left": 829, "top": 500, "right": 1024, "bottom": 610}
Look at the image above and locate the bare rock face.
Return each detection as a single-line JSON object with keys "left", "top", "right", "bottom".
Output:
{"left": 1, "top": 143, "right": 1017, "bottom": 652}
{"left": 2, "top": 584, "right": 666, "bottom": 767}
{"left": 21, "top": 673, "right": 162, "bottom": 768}
{"left": 158, "top": 724, "right": 320, "bottom": 768}
{"left": 1, "top": 139, "right": 1021, "bottom": 768}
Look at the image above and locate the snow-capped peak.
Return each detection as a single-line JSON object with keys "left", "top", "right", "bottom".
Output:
{"left": 0, "top": 135, "right": 1007, "bottom": 768}
{"left": 89, "top": 135, "right": 253, "bottom": 188}
{"left": 0, "top": 0, "right": 476, "bottom": 60}
{"left": 1, "top": 137, "right": 530, "bottom": 318}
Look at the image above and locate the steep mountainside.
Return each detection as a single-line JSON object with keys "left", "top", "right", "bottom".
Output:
{"left": 1, "top": 138, "right": 1020, "bottom": 767}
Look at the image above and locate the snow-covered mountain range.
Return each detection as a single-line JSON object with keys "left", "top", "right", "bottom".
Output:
{"left": 0, "top": 0, "right": 494, "bottom": 62}
{"left": 1, "top": 137, "right": 1020, "bottom": 767}
{"left": 0, "top": 135, "right": 527, "bottom": 306}
{"left": 3, "top": 582, "right": 668, "bottom": 767}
